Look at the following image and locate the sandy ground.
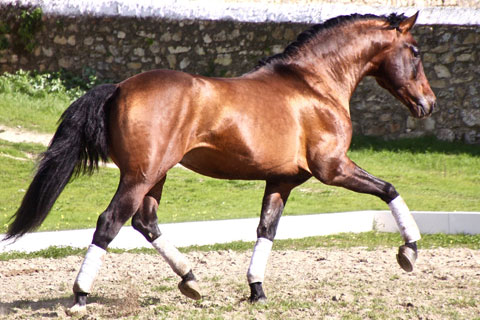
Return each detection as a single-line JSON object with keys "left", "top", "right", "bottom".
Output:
{"left": 0, "top": 247, "right": 479, "bottom": 319}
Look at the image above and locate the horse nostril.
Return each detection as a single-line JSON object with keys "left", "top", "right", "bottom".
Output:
{"left": 428, "top": 100, "right": 436, "bottom": 115}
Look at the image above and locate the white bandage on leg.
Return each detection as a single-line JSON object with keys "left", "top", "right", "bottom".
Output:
{"left": 73, "top": 244, "right": 106, "bottom": 293}
{"left": 152, "top": 235, "right": 190, "bottom": 277}
{"left": 388, "top": 196, "right": 421, "bottom": 243}
{"left": 247, "top": 238, "right": 273, "bottom": 284}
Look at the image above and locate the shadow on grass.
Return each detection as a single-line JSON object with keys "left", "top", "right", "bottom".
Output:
{"left": 350, "top": 135, "right": 480, "bottom": 156}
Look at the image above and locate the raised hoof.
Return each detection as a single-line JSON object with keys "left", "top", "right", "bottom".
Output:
{"left": 178, "top": 279, "right": 202, "bottom": 300}
{"left": 396, "top": 245, "right": 417, "bottom": 272}
{"left": 66, "top": 303, "right": 87, "bottom": 316}
{"left": 248, "top": 282, "right": 267, "bottom": 304}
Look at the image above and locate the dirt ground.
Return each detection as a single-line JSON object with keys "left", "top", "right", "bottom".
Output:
{"left": 0, "top": 247, "right": 479, "bottom": 319}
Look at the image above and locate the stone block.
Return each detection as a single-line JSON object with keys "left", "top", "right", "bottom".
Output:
{"left": 53, "top": 36, "right": 67, "bottom": 45}
{"left": 434, "top": 65, "right": 451, "bottom": 78}
{"left": 456, "top": 53, "right": 473, "bottom": 62}
{"left": 127, "top": 62, "right": 142, "bottom": 70}
{"left": 67, "top": 35, "right": 76, "bottom": 46}
{"left": 214, "top": 53, "right": 232, "bottom": 66}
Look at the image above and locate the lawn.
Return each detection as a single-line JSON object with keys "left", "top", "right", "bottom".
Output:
{"left": 0, "top": 70, "right": 101, "bottom": 132}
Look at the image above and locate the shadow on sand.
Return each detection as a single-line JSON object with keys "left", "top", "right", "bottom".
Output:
{"left": 0, "top": 295, "right": 113, "bottom": 317}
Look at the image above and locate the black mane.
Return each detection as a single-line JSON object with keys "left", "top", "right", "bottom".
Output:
{"left": 256, "top": 13, "right": 407, "bottom": 69}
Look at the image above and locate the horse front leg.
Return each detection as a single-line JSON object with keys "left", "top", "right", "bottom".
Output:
{"left": 248, "top": 181, "right": 297, "bottom": 303}
{"left": 311, "top": 155, "right": 420, "bottom": 272}
{"left": 132, "top": 177, "right": 201, "bottom": 301}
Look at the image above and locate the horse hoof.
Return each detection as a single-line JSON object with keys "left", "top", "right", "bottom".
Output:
{"left": 248, "top": 282, "right": 267, "bottom": 304}
{"left": 178, "top": 279, "right": 202, "bottom": 300}
{"left": 249, "top": 296, "right": 267, "bottom": 304}
{"left": 66, "top": 303, "right": 87, "bottom": 316}
{"left": 396, "top": 245, "right": 417, "bottom": 272}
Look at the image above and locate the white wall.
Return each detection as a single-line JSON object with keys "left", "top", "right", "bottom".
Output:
{"left": 5, "top": 0, "right": 480, "bottom": 24}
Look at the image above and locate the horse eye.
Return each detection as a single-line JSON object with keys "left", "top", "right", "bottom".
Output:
{"left": 411, "top": 46, "right": 420, "bottom": 58}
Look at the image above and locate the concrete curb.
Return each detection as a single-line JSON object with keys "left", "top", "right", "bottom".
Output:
{"left": 1, "top": 211, "right": 479, "bottom": 253}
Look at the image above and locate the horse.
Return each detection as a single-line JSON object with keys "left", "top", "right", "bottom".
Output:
{"left": 5, "top": 12, "right": 436, "bottom": 312}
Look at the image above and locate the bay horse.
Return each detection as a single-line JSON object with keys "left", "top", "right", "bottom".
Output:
{"left": 6, "top": 12, "right": 435, "bottom": 312}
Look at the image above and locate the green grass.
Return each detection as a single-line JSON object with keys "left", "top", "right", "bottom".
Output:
{"left": 183, "top": 231, "right": 480, "bottom": 253}
{"left": 0, "top": 91, "right": 70, "bottom": 132}
{"left": 0, "top": 136, "right": 479, "bottom": 233}
{"left": 1, "top": 231, "right": 480, "bottom": 261}
{"left": 0, "top": 70, "right": 105, "bottom": 132}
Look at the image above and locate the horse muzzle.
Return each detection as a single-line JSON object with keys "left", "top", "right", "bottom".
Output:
{"left": 413, "top": 96, "right": 436, "bottom": 118}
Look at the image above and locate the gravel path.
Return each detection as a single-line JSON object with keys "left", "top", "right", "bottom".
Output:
{"left": 0, "top": 125, "right": 51, "bottom": 146}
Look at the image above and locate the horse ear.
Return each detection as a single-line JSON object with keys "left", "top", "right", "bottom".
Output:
{"left": 398, "top": 11, "right": 419, "bottom": 33}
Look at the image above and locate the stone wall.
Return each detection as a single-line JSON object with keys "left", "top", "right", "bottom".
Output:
{"left": 0, "top": 4, "right": 479, "bottom": 143}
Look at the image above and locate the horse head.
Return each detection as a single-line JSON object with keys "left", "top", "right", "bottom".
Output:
{"left": 373, "top": 12, "right": 436, "bottom": 118}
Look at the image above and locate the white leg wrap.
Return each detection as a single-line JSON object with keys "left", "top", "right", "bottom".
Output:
{"left": 247, "top": 238, "right": 273, "bottom": 284}
{"left": 388, "top": 196, "right": 421, "bottom": 243}
{"left": 152, "top": 235, "right": 190, "bottom": 277}
{"left": 73, "top": 244, "right": 106, "bottom": 293}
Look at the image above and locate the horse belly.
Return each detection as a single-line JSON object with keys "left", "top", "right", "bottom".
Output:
{"left": 180, "top": 146, "right": 301, "bottom": 181}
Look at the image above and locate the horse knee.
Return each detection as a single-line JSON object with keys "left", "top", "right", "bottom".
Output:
{"left": 257, "top": 204, "right": 283, "bottom": 240}
{"left": 257, "top": 224, "right": 271, "bottom": 240}
{"left": 382, "top": 182, "right": 399, "bottom": 203}
{"left": 256, "top": 222, "right": 277, "bottom": 240}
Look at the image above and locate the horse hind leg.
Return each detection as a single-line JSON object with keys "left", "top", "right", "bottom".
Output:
{"left": 69, "top": 177, "right": 153, "bottom": 314}
{"left": 131, "top": 177, "right": 201, "bottom": 300}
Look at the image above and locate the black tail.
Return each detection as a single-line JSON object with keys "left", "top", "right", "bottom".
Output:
{"left": 5, "top": 84, "right": 118, "bottom": 240}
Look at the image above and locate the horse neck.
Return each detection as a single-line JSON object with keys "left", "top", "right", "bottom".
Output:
{"left": 285, "top": 22, "right": 394, "bottom": 105}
